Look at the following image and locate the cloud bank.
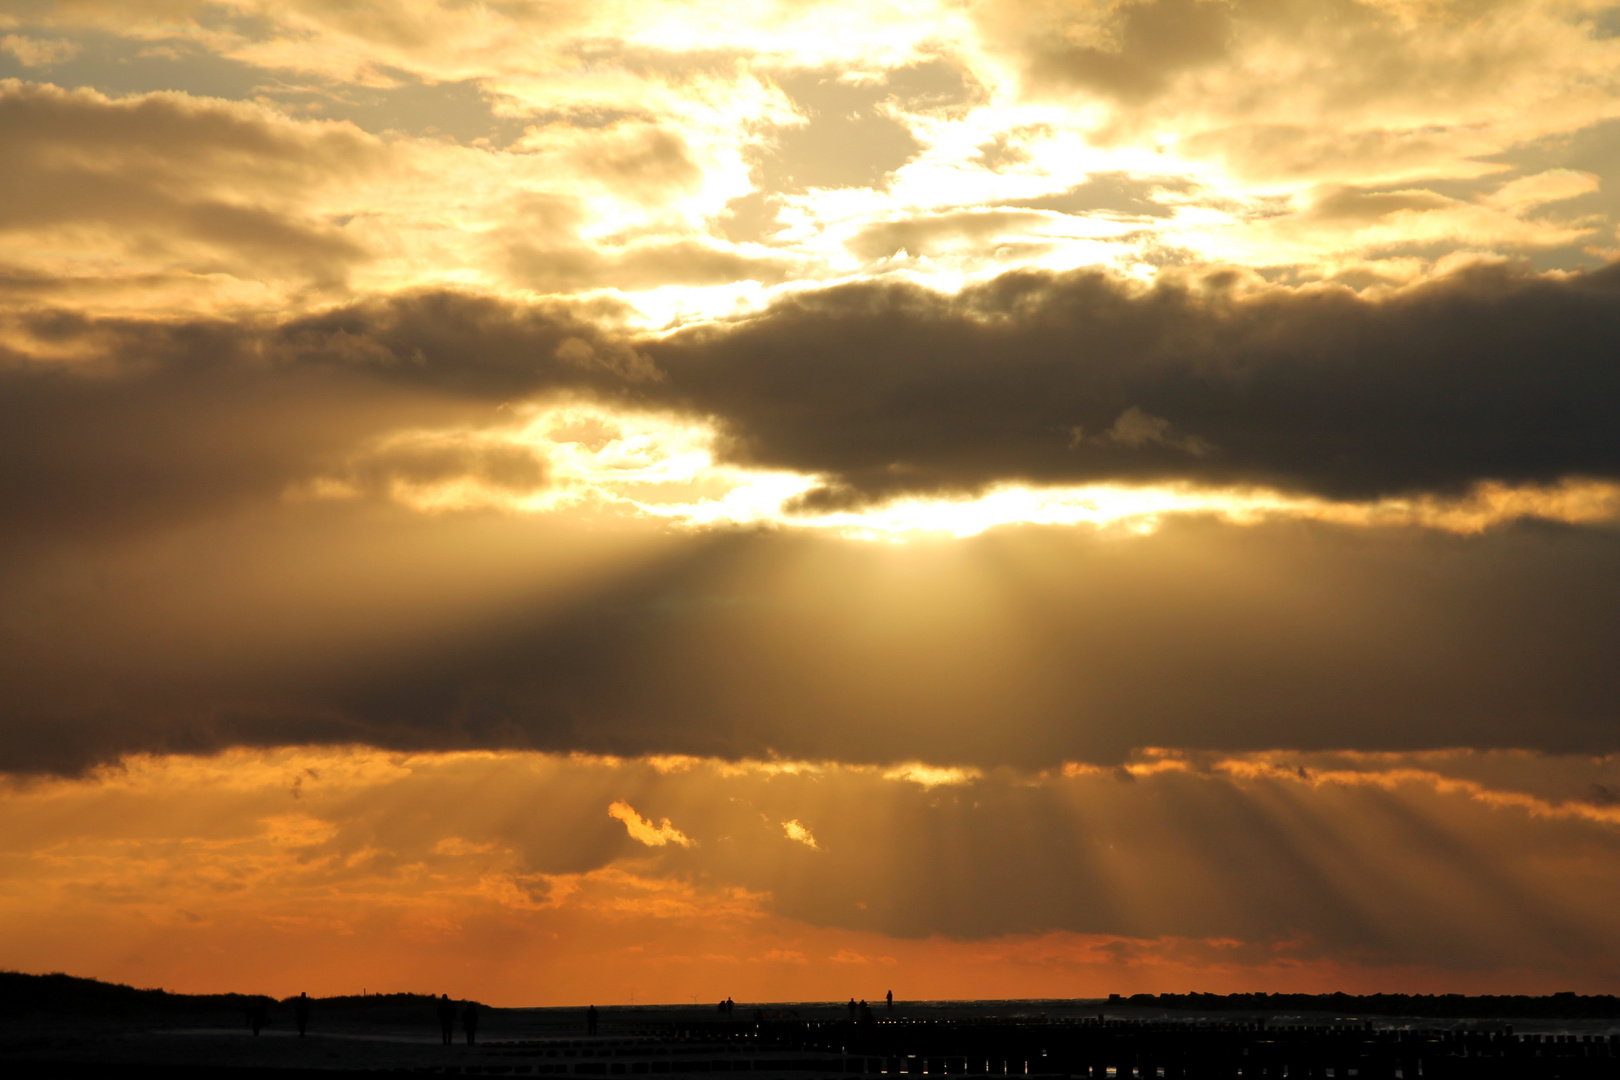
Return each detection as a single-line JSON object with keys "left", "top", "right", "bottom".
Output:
{"left": 4, "top": 747, "right": 1618, "bottom": 1001}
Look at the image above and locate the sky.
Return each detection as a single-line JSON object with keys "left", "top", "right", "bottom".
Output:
{"left": 2, "top": 0, "right": 1620, "bottom": 1005}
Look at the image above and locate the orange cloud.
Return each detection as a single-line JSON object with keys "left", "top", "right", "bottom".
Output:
{"left": 609, "top": 800, "right": 695, "bottom": 847}
{"left": 782, "top": 819, "right": 819, "bottom": 849}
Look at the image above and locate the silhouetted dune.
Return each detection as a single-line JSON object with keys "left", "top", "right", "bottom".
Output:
{"left": 0, "top": 970, "right": 259, "bottom": 1016}
{"left": 0, "top": 970, "right": 441, "bottom": 1021}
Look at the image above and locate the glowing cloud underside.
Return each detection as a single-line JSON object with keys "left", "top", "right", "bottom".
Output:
{"left": 609, "top": 800, "right": 696, "bottom": 848}
{"left": 296, "top": 401, "right": 1620, "bottom": 539}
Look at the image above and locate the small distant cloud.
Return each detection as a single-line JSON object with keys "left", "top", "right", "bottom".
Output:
{"left": 1487, "top": 169, "right": 1598, "bottom": 211}
{"left": 782, "top": 818, "right": 820, "bottom": 848}
{"left": 609, "top": 800, "right": 694, "bottom": 847}
{"left": 882, "top": 763, "right": 982, "bottom": 788}
{"left": 1098, "top": 406, "right": 1213, "bottom": 457}
{"left": 829, "top": 949, "right": 869, "bottom": 963}
{"left": 757, "top": 948, "right": 808, "bottom": 963}
{"left": 258, "top": 814, "right": 337, "bottom": 848}
{"left": 645, "top": 754, "right": 702, "bottom": 774}
{"left": 1, "top": 35, "right": 81, "bottom": 68}
{"left": 432, "top": 836, "right": 502, "bottom": 856}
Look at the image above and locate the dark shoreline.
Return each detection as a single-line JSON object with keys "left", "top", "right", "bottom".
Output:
{"left": 3, "top": 972, "right": 1617, "bottom": 1077}
{"left": 6, "top": 971, "right": 1619, "bottom": 1020}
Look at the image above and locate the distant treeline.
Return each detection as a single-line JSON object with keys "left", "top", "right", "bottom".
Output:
{"left": 1125, "top": 992, "right": 1620, "bottom": 1019}
{"left": 0, "top": 970, "right": 438, "bottom": 1016}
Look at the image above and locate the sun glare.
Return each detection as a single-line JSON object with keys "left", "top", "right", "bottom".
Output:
{"left": 299, "top": 401, "right": 1620, "bottom": 540}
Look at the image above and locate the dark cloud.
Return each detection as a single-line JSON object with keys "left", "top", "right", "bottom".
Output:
{"left": 0, "top": 294, "right": 621, "bottom": 542}
{"left": 267, "top": 290, "right": 632, "bottom": 397}
{"left": 643, "top": 262, "right": 1620, "bottom": 503}
{"left": 7, "top": 261, "right": 1620, "bottom": 531}
{"left": 0, "top": 77, "right": 376, "bottom": 195}
{"left": 997, "top": 0, "right": 1620, "bottom": 192}
{"left": 0, "top": 79, "right": 378, "bottom": 283}
{"left": 845, "top": 210, "right": 1049, "bottom": 260}
{"left": 569, "top": 124, "right": 703, "bottom": 198}
{"left": 1026, "top": 0, "right": 1233, "bottom": 103}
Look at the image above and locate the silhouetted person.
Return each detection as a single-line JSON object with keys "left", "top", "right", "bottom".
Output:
{"left": 295, "top": 991, "right": 310, "bottom": 1037}
{"left": 437, "top": 993, "right": 456, "bottom": 1045}
{"left": 587, "top": 1004, "right": 598, "bottom": 1035}
{"left": 726, "top": 997, "right": 734, "bottom": 1018}
{"left": 719, "top": 999, "right": 728, "bottom": 1013}
{"left": 848, "top": 997, "right": 857, "bottom": 1019}
{"left": 860, "top": 1000, "right": 874, "bottom": 1025}
{"left": 886, "top": 990, "right": 893, "bottom": 1011}
{"left": 463, "top": 999, "right": 480, "bottom": 1046}
{"left": 249, "top": 997, "right": 269, "bottom": 1036}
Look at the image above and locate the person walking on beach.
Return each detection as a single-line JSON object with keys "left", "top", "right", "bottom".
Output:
{"left": 886, "top": 990, "right": 893, "bottom": 1011}
{"left": 438, "top": 993, "right": 457, "bottom": 1045}
{"left": 587, "top": 1004, "right": 598, "bottom": 1035}
{"left": 463, "top": 999, "right": 480, "bottom": 1046}
{"left": 295, "top": 992, "right": 310, "bottom": 1037}
{"left": 249, "top": 997, "right": 269, "bottom": 1036}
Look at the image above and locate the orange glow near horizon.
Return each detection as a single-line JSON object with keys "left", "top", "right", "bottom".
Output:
{"left": 4, "top": 746, "right": 1619, "bottom": 1003}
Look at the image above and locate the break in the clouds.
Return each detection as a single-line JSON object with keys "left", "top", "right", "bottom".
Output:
{"left": 4, "top": 0, "right": 1620, "bottom": 998}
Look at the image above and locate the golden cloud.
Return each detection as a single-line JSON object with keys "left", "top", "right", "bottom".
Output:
{"left": 609, "top": 800, "right": 696, "bottom": 848}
